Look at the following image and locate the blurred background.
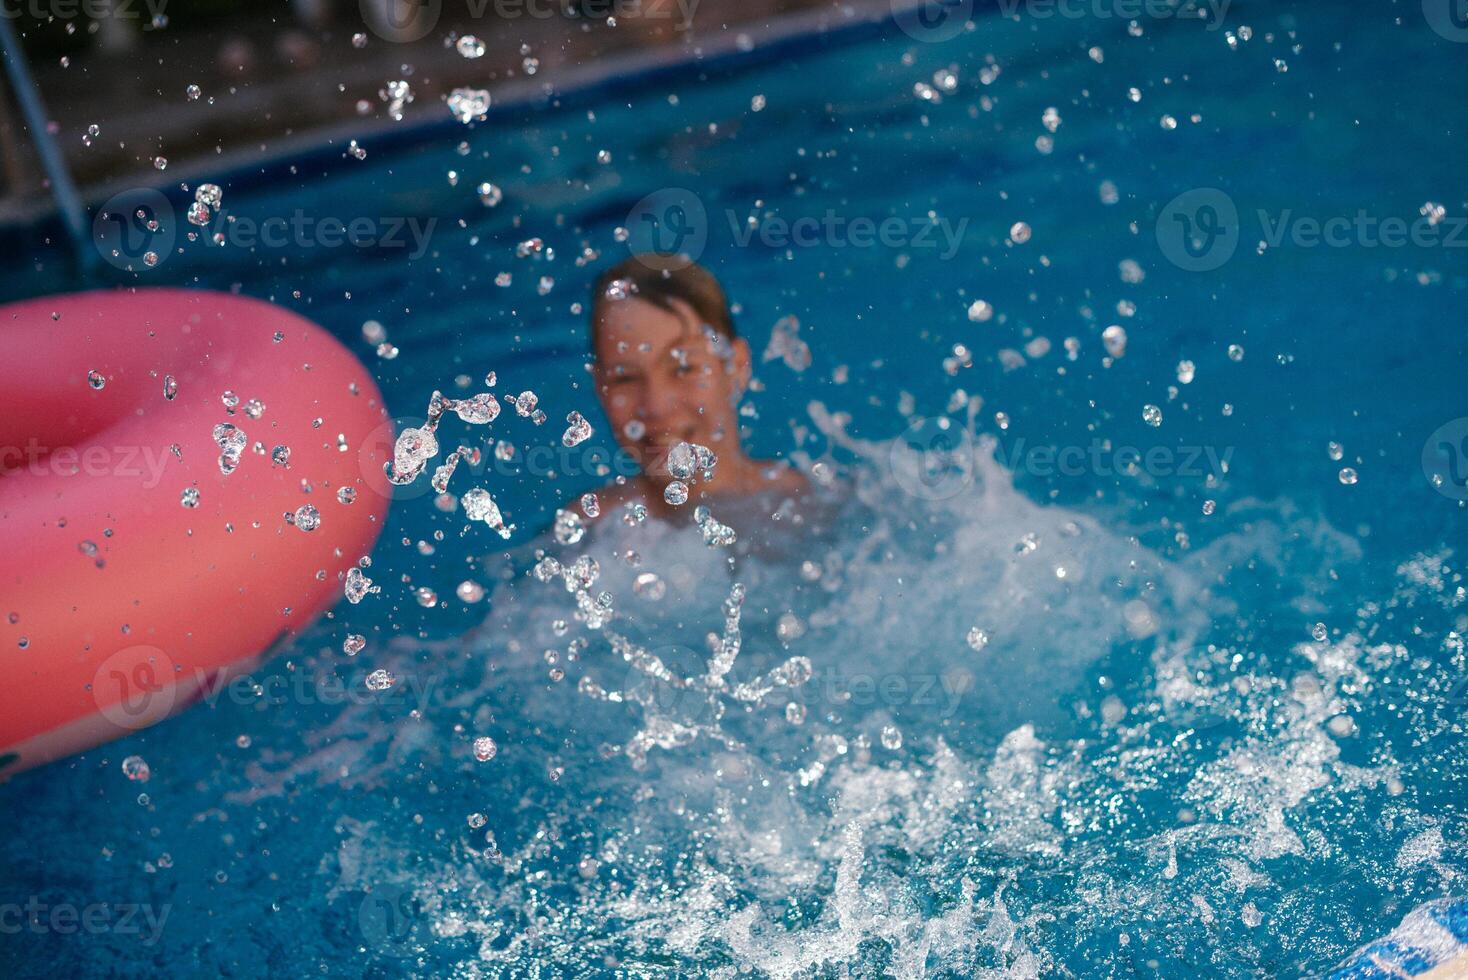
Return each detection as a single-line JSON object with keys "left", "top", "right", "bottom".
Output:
{"left": 0, "top": 0, "right": 859, "bottom": 211}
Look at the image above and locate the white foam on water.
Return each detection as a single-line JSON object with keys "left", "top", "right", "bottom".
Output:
{"left": 240, "top": 415, "right": 1463, "bottom": 975}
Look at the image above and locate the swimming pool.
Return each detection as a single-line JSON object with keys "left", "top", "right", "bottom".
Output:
{"left": 2, "top": 0, "right": 1466, "bottom": 975}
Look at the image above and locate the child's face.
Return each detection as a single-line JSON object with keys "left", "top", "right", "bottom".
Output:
{"left": 592, "top": 296, "right": 750, "bottom": 475}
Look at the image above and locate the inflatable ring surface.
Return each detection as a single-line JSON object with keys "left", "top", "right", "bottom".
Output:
{"left": 0, "top": 289, "right": 389, "bottom": 778}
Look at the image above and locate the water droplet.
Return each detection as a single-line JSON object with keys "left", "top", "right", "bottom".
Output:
{"left": 365, "top": 669, "right": 394, "bottom": 692}
{"left": 966, "top": 627, "right": 990, "bottom": 652}
{"left": 664, "top": 481, "right": 689, "bottom": 506}
{"left": 447, "top": 87, "right": 491, "bottom": 124}
{"left": 345, "top": 567, "right": 379, "bottom": 603}
{"left": 633, "top": 572, "right": 666, "bottom": 601}
{"left": 472, "top": 736, "right": 497, "bottom": 762}
{"left": 1338, "top": 467, "right": 1358, "bottom": 486}
{"left": 562, "top": 411, "right": 592, "bottom": 447}
{"left": 180, "top": 487, "right": 200, "bottom": 508}
{"left": 476, "top": 182, "right": 503, "bottom": 207}
{"left": 343, "top": 634, "right": 366, "bottom": 655}
{"left": 554, "top": 509, "right": 585, "bottom": 545}
{"left": 121, "top": 755, "right": 150, "bottom": 781}
{"left": 1142, "top": 404, "right": 1163, "bottom": 427}
{"left": 87, "top": 370, "right": 106, "bottom": 390}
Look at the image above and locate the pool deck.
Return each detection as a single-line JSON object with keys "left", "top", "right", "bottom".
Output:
{"left": 0, "top": 0, "right": 905, "bottom": 228}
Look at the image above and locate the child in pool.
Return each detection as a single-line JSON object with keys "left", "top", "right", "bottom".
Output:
{"left": 585, "top": 254, "right": 807, "bottom": 519}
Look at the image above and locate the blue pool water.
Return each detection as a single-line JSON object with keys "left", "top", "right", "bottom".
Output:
{"left": 3, "top": 0, "right": 1467, "bottom": 975}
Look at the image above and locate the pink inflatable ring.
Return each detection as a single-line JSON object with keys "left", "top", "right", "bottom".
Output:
{"left": 0, "top": 289, "right": 390, "bottom": 779}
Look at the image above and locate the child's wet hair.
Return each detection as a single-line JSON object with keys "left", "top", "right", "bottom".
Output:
{"left": 591, "top": 255, "right": 736, "bottom": 342}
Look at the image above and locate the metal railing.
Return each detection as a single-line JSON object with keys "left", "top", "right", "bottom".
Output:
{"left": 0, "top": 15, "right": 95, "bottom": 273}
